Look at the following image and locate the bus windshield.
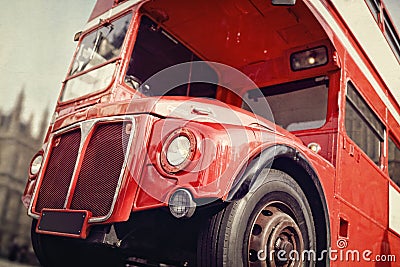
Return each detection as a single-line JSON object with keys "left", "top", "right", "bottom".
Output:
{"left": 61, "top": 12, "right": 132, "bottom": 102}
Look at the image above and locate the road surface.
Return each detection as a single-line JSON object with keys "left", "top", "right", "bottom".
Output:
{"left": 0, "top": 258, "right": 37, "bottom": 267}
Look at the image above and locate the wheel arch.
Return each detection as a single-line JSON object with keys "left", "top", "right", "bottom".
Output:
{"left": 227, "top": 144, "right": 330, "bottom": 266}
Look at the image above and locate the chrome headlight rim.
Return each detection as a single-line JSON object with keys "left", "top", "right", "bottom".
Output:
{"left": 161, "top": 128, "right": 196, "bottom": 174}
{"left": 30, "top": 152, "right": 44, "bottom": 176}
{"left": 168, "top": 188, "right": 196, "bottom": 218}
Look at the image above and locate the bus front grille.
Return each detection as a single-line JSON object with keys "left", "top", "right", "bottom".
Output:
{"left": 70, "top": 123, "right": 130, "bottom": 217}
{"left": 34, "top": 118, "right": 132, "bottom": 220}
{"left": 35, "top": 129, "right": 81, "bottom": 212}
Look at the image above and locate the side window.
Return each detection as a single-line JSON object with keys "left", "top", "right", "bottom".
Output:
{"left": 383, "top": 10, "right": 400, "bottom": 62}
{"left": 365, "top": 0, "right": 381, "bottom": 22}
{"left": 388, "top": 137, "right": 400, "bottom": 187}
{"left": 345, "top": 81, "right": 385, "bottom": 165}
{"left": 242, "top": 76, "right": 329, "bottom": 131}
{"left": 364, "top": 0, "right": 400, "bottom": 62}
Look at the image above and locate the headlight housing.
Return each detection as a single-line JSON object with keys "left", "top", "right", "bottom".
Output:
{"left": 161, "top": 128, "right": 196, "bottom": 173}
{"left": 290, "top": 46, "right": 328, "bottom": 71}
{"left": 30, "top": 153, "right": 44, "bottom": 176}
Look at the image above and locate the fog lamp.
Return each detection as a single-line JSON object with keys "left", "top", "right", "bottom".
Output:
{"left": 169, "top": 189, "right": 196, "bottom": 218}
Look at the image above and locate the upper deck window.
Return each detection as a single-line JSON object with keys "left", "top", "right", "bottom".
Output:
{"left": 124, "top": 16, "right": 218, "bottom": 98}
{"left": 345, "top": 82, "right": 384, "bottom": 166}
{"left": 242, "top": 76, "right": 329, "bottom": 131}
{"left": 365, "top": 0, "right": 381, "bottom": 22}
{"left": 389, "top": 137, "right": 400, "bottom": 187}
{"left": 383, "top": 10, "right": 400, "bottom": 61}
{"left": 365, "top": 0, "right": 400, "bottom": 62}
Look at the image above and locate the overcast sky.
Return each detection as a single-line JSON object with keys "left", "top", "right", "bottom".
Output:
{"left": 0, "top": 1, "right": 96, "bottom": 136}
{"left": 0, "top": 0, "right": 399, "bottom": 137}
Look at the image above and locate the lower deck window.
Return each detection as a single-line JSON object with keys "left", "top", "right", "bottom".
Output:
{"left": 389, "top": 137, "right": 400, "bottom": 187}
{"left": 345, "top": 82, "right": 384, "bottom": 166}
{"left": 242, "top": 76, "right": 329, "bottom": 131}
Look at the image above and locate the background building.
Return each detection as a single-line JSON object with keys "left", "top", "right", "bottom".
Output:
{"left": 0, "top": 89, "right": 47, "bottom": 263}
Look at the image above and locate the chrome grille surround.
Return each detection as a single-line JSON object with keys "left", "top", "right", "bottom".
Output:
{"left": 28, "top": 115, "right": 136, "bottom": 223}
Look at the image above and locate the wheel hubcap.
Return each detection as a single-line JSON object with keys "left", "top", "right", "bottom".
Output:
{"left": 248, "top": 206, "right": 304, "bottom": 267}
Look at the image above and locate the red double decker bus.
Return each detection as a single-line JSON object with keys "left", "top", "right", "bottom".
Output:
{"left": 22, "top": 0, "right": 400, "bottom": 266}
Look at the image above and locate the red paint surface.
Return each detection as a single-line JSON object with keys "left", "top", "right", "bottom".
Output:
{"left": 23, "top": 0, "right": 400, "bottom": 264}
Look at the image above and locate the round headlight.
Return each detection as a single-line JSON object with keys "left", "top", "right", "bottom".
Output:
{"left": 30, "top": 154, "right": 43, "bottom": 176}
{"left": 161, "top": 129, "right": 196, "bottom": 173}
{"left": 167, "top": 136, "right": 191, "bottom": 166}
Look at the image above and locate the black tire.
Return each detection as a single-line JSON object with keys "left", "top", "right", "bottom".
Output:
{"left": 198, "top": 169, "right": 316, "bottom": 267}
{"left": 31, "top": 220, "right": 125, "bottom": 267}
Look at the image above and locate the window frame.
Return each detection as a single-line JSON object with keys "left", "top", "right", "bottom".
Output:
{"left": 242, "top": 76, "right": 330, "bottom": 131}
{"left": 59, "top": 10, "right": 135, "bottom": 104}
{"left": 364, "top": 0, "right": 400, "bottom": 62}
{"left": 383, "top": 9, "right": 400, "bottom": 62}
{"left": 365, "top": 0, "right": 381, "bottom": 22}
{"left": 388, "top": 134, "right": 400, "bottom": 187}
{"left": 123, "top": 14, "right": 219, "bottom": 99}
{"left": 344, "top": 81, "right": 385, "bottom": 167}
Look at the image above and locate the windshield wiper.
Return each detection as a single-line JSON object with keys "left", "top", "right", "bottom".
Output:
{"left": 90, "top": 31, "right": 103, "bottom": 60}
{"left": 90, "top": 20, "right": 114, "bottom": 60}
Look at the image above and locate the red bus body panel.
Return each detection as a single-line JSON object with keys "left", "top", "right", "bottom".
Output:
{"left": 22, "top": 0, "right": 400, "bottom": 264}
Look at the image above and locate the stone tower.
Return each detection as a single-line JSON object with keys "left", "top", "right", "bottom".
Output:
{"left": 0, "top": 88, "right": 48, "bottom": 261}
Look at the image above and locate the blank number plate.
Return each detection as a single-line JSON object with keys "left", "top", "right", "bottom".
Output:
{"left": 37, "top": 209, "right": 90, "bottom": 238}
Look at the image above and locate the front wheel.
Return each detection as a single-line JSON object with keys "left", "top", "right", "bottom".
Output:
{"left": 198, "top": 169, "right": 316, "bottom": 267}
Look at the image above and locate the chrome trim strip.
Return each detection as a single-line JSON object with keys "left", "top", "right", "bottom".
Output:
{"left": 89, "top": 117, "right": 136, "bottom": 222}
{"left": 63, "top": 120, "right": 97, "bottom": 208}
{"left": 28, "top": 123, "right": 84, "bottom": 219}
